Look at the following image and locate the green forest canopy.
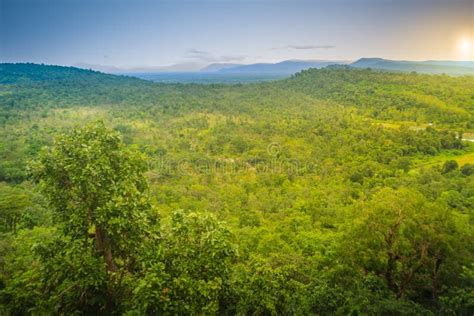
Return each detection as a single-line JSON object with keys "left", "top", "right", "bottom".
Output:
{"left": 0, "top": 63, "right": 473, "bottom": 314}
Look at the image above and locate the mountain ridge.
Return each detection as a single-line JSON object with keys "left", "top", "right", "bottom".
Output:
{"left": 351, "top": 58, "right": 474, "bottom": 75}
{"left": 0, "top": 63, "right": 143, "bottom": 84}
{"left": 200, "top": 63, "right": 242, "bottom": 72}
{"left": 215, "top": 60, "right": 346, "bottom": 74}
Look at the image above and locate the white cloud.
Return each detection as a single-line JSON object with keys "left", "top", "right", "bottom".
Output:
{"left": 271, "top": 44, "right": 336, "bottom": 50}
{"left": 183, "top": 49, "right": 246, "bottom": 63}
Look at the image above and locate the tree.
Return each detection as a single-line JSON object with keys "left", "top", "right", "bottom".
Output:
{"left": 460, "top": 163, "right": 474, "bottom": 176}
{"left": 0, "top": 183, "right": 31, "bottom": 233}
{"left": 130, "top": 210, "right": 236, "bottom": 314}
{"left": 342, "top": 188, "right": 472, "bottom": 310}
{"left": 30, "top": 121, "right": 157, "bottom": 312}
{"left": 442, "top": 160, "right": 458, "bottom": 174}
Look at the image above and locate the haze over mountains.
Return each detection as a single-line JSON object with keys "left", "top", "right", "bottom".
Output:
{"left": 74, "top": 58, "right": 474, "bottom": 77}
{"left": 202, "top": 60, "right": 348, "bottom": 74}
{"left": 203, "top": 58, "right": 474, "bottom": 75}
{"left": 351, "top": 58, "right": 474, "bottom": 75}
{"left": 200, "top": 63, "right": 242, "bottom": 72}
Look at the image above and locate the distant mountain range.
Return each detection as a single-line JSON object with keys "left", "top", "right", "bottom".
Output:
{"left": 200, "top": 63, "right": 242, "bottom": 72}
{"left": 73, "top": 58, "right": 474, "bottom": 77}
{"left": 205, "top": 58, "right": 474, "bottom": 75}
{"left": 351, "top": 58, "right": 474, "bottom": 75}
{"left": 204, "top": 60, "right": 348, "bottom": 74}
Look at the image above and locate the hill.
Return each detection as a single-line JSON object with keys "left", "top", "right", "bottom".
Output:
{"left": 0, "top": 63, "right": 473, "bottom": 314}
{"left": 0, "top": 63, "right": 141, "bottom": 84}
{"left": 217, "top": 60, "right": 345, "bottom": 74}
{"left": 200, "top": 63, "right": 242, "bottom": 72}
{"left": 282, "top": 66, "right": 474, "bottom": 125}
{"left": 351, "top": 58, "right": 474, "bottom": 75}
{"left": 0, "top": 63, "right": 150, "bottom": 109}
{"left": 1, "top": 63, "right": 473, "bottom": 126}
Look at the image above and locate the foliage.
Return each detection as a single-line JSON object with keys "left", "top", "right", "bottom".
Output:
{"left": 0, "top": 183, "right": 31, "bottom": 233}
{"left": 0, "top": 64, "right": 473, "bottom": 314}
{"left": 130, "top": 210, "right": 235, "bottom": 314}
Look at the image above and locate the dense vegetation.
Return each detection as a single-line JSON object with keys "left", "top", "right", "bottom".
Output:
{"left": 0, "top": 63, "right": 473, "bottom": 315}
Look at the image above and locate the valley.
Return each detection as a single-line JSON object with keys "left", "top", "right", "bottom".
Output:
{"left": 0, "top": 63, "right": 473, "bottom": 314}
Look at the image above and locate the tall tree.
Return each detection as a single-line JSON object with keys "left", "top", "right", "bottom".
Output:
{"left": 0, "top": 183, "right": 31, "bottom": 233}
{"left": 341, "top": 188, "right": 472, "bottom": 310}
{"left": 30, "top": 121, "right": 157, "bottom": 311}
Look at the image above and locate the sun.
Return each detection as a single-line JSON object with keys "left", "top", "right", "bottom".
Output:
{"left": 458, "top": 37, "right": 472, "bottom": 59}
{"left": 460, "top": 38, "right": 471, "bottom": 52}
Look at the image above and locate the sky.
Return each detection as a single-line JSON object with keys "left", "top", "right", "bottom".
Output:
{"left": 1, "top": 0, "right": 473, "bottom": 70}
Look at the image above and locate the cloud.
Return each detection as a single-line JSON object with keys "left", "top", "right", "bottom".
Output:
{"left": 271, "top": 44, "right": 335, "bottom": 50}
{"left": 183, "top": 49, "right": 246, "bottom": 63}
{"left": 288, "top": 45, "right": 335, "bottom": 49}
{"left": 186, "top": 49, "right": 210, "bottom": 57}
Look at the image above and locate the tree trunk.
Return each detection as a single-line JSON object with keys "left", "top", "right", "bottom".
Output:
{"left": 431, "top": 258, "right": 442, "bottom": 302}
{"left": 87, "top": 207, "right": 118, "bottom": 273}
{"left": 94, "top": 224, "right": 118, "bottom": 313}
{"left": 95, "top": 225, "right": 118, "bottom": 272}
{"left": 87, "top": 207, "right": 118, "bottom": 312}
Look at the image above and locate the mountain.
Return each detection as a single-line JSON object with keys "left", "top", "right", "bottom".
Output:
{"left": 74, "top": 62, "right": 203, "bottom": 74}
{"left": 0, "top": 63, "right": 142, "bottom": 84}
{"left": 73, "top": 62, "right": 124, "bottom": 73}
{"left": 70, "top": 59, "right": 474, "bottom": 76}
{"left": 200, "top": 63, "right": 242, "bottom": 72}
{"left": 75, "top": 60, "right": 347, "bottom": 75}
{"left": 217, "top": 60, "right": 346, "bottom": 74}
{"left": 124, "top": 63, "right": 203, "bottom": 73}
{"left": 351, "top": 58, "right": 474, "bottom": 75}
{"left": 422, "top": 60, "right": 474, "bottom": 68}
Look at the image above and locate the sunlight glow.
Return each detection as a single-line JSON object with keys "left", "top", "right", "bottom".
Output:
{"left": 458, "top": 37, "right": 472, "bottom": 59}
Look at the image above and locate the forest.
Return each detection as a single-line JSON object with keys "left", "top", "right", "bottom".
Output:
{"left": 0, "top": 63, "right": 473, "bottom": 315}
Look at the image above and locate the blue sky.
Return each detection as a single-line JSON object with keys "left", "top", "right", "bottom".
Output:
{"left": 1, "top": 0, "right": 472, "bottom": 69}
